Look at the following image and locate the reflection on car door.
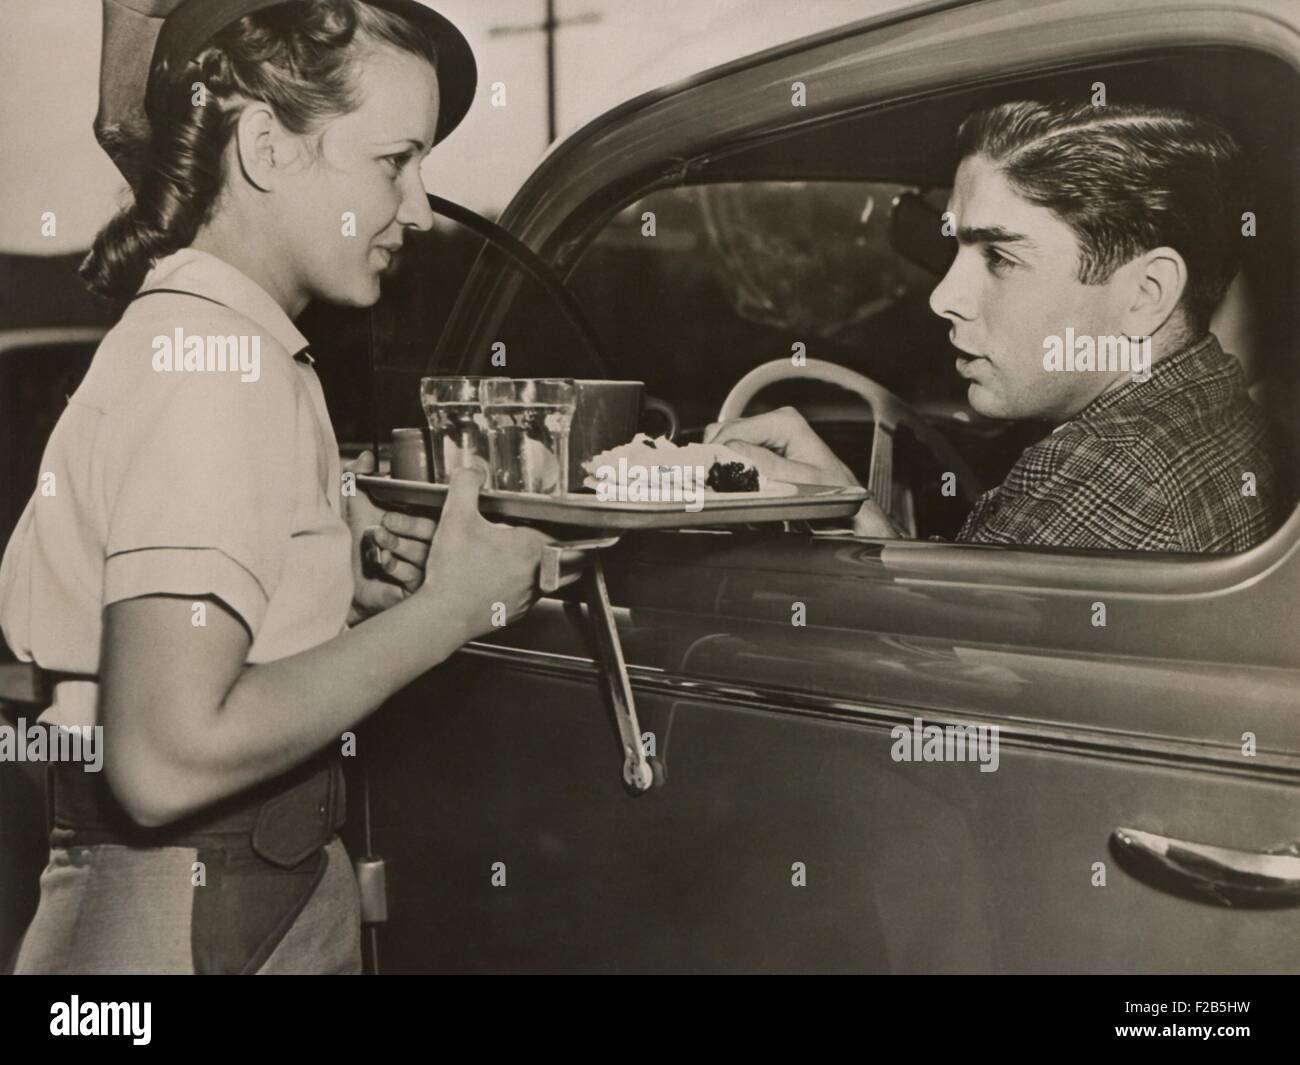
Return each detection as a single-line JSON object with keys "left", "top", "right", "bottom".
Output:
{"left": 358, "top": 530, "right": 1300, "bottom": 973}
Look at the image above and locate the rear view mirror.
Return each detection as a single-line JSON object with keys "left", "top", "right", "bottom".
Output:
{"left": 889, "top": 191, "right": 957, "bottom": 278}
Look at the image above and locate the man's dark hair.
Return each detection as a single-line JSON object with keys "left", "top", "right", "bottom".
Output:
{"left": 955, "top": 100, "right": 1246, "bottom": 333}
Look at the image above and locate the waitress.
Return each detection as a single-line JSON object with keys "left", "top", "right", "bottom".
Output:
{"left": 0, "top": 0, "right": 550, "bottom": 974}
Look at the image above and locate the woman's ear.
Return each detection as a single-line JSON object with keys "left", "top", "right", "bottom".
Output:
{"left": 1122, "top": 246, "right": 1189, "bottom": 337}
{"left": 234, "top": 103, "right": 302, "bottom": 191}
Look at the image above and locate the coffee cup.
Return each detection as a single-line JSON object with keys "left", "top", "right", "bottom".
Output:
{"left": 569, "top": 380, "right": 645, "bottom": 488}
{"left": 568, "top": 381, "right": 681, "bottom": 489}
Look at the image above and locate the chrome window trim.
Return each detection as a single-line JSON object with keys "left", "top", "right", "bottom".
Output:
{"left": 458, "top": 642, "right": 1300, "bottom": 782}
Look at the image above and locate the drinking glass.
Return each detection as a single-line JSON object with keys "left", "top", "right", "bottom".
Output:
{"left": 420, "top": 376, "right": 491, "bottom": 485}
{"left": 480, "top": 378, "right": 576, "bottom": 495}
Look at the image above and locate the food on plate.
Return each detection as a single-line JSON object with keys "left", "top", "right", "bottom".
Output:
{"left": 583, "top": 433, "right": 768, "bottom": 496}
{"left": 705, "top": 459, "right": 760, "bottom": 493}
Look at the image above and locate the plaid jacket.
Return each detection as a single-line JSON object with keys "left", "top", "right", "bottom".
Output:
{"left": 957, "top": 334, "right": 1287, "bottom": 553}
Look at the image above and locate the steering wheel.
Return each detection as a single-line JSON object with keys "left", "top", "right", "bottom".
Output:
{"left": 717, "top": 358, "right": 984, "bottom": 536}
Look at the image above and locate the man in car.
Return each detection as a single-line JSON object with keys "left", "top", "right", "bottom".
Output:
{"left": 706, "top": 100, "right": 1287, "bottom": 552}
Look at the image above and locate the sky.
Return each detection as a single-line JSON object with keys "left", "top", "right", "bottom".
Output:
{"left": 0, "top": 0, "right": 906, "bottom": 254}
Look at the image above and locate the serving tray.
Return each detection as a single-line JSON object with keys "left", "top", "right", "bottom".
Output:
{"left": 357, "top": 475, "right": 868, "bottom": 531}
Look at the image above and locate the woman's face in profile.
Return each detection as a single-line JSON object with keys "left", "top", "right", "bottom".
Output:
{"left": 274, "top": 46, "right": 440, "bottom": 308}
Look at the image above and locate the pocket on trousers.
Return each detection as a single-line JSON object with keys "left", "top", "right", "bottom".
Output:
{"left": 16, "top": 845, "right": 199, "bottom": 975}
{"left": 190, "top": 846, "right": 327, "bottom": 975}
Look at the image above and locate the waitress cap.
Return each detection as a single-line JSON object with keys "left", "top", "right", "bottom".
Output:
{"left": 96, "top": 0, "right": 477, "bottom": 185}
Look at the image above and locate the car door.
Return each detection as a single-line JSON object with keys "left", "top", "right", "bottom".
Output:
{"left": 354, "top": 0, "right": 1300, "bottom": 973}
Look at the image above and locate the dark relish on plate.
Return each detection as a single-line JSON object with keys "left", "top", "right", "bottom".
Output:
{"left": 706, "top": 460, "right": 761, "bottom": 492}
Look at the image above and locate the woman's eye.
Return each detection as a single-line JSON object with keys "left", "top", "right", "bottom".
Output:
{"left": 381, "top": 153, "right": 411, "bottom": 176}
{"left": 984, "top": 247, "right": 1016, "bottom": 274}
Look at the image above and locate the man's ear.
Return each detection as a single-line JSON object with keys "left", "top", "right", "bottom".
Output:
{"left": 1121, "top": 246, "right": 1188, "bottom": 337}
{"left": 234, "top": 103, "right": 301, "bottom": 191}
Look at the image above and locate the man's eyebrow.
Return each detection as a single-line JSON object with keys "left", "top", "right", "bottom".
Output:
{"left": 956, "top": 224, "right": 1036, "bottom": 248}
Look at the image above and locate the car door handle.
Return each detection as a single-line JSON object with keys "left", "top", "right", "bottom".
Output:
{"left": 1112, "top": 827, "right": 1300, "bottom": 906}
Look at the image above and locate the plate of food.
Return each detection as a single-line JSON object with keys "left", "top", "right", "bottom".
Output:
{"left": 358, "top": 433, "right": 868, "bottom": 530}
{"left": 582, "top": 433, "right": 799, "bottom": 500}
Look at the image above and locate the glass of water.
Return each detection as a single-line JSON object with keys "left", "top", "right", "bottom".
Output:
{"left": 420, "top": 376, "right": 492, "bottom": 486}
{"left": 480, "top": 378, "right": 576, "bottom": 495}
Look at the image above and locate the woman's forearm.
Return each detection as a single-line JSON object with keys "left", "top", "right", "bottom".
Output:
{"left": 216, "top": 591, "right": 475, "bottom": 773}
{"left": 108, "top": 589, "right": 479, "bottom": 825}
{"left": 104, "top": 472, "right": 546, "bottom": 827}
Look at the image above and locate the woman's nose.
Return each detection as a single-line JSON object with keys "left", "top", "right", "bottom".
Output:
{"left": 397, "top": 171, "right": 435, "bottom": 232}
{"left": 929, "top": 251, "right": 975, "bottom": 322}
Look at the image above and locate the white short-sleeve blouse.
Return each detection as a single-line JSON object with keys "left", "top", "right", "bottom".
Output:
{"left": 0, "top": 248, "right": 354, "bottom": 726}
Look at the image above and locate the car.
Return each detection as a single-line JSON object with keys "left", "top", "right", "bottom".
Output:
{"left": 345, "top": 0, "right": 1300, "bottom": 973}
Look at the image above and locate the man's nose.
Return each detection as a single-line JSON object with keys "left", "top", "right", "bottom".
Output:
{"left": 397, "top": 170, "right": 435, "bottom": 232}
{"left": 929, "top": 251, "right": 976, "bottom": 321}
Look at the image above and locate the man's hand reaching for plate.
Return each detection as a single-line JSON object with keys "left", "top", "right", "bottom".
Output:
{"left": 705, "top": 406, "right": 858, "bottom": 487}
{"left": 703, "top": 406, "right": 902, "bottom": 538}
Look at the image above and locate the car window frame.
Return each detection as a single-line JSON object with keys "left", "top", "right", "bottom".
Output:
{"left": 434, "top": 7, "right": 1300, "bottom": 601}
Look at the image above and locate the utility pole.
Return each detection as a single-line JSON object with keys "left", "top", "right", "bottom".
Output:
{"left": 488, "top": 1, "right": 603, "bottom": 144}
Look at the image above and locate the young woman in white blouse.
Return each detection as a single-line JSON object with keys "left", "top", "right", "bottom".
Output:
{"left": 0, "top": 0, "right": 549, "bottom": 974}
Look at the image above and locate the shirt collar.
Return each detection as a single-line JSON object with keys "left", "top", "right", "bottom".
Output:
{"left": 1064, "top": 332, "right": 1234, "bottom": 428}
{"left": 138, "top": 248, "right": 311, "bottom": 360}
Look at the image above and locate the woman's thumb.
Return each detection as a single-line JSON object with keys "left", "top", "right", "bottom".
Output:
{"left": 443, "top": 466, "right": 486, "bottom": 522}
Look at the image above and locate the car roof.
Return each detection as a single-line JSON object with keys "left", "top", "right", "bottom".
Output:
{"left": 547, "top": 0, "right": 980, "bottom": 161}
{"left": 555, "top": 0, "right": 954, "bottom": 147}
{"left": 500, "top": 0, "right": 1294, "bottom": 240}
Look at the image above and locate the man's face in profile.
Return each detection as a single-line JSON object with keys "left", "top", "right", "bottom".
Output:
{"left": 929, "top": 155, "right": 1133, "bottom": 422}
